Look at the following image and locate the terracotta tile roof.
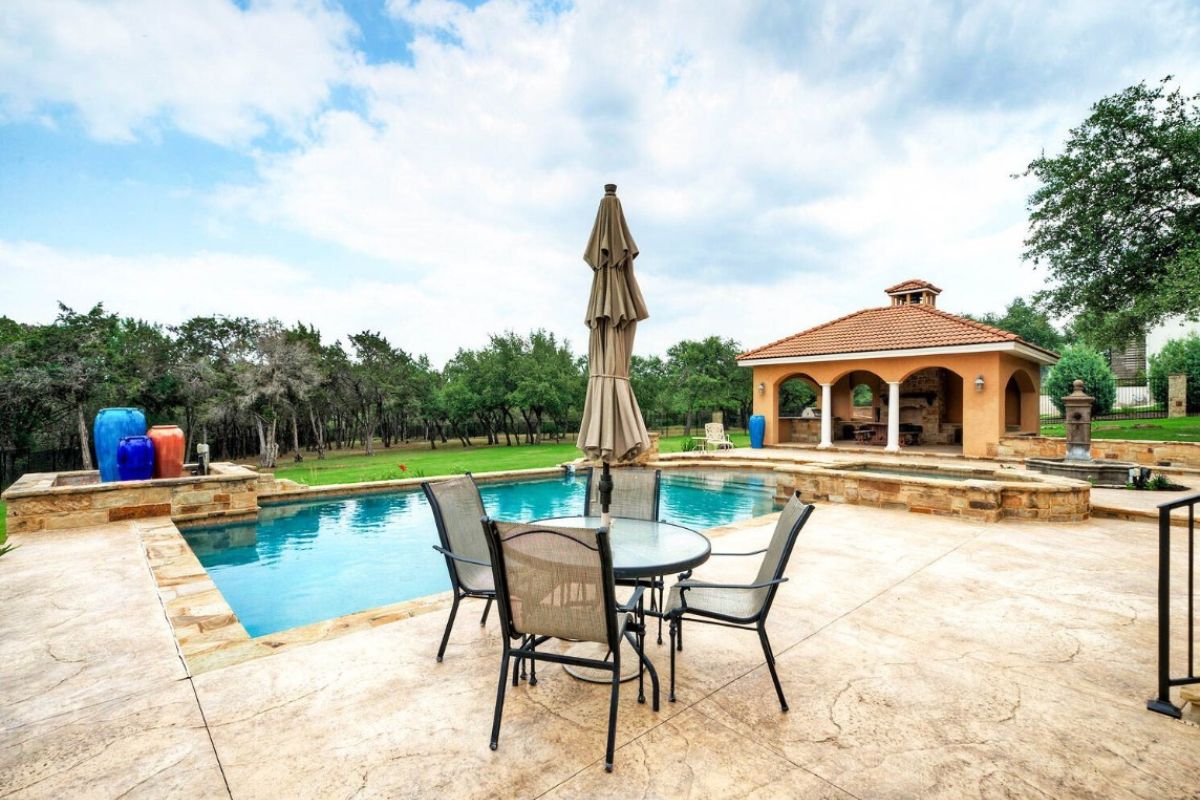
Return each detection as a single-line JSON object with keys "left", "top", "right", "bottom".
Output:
{"left": 885, "top": 278, "right": 942, "bottom": 294}
{"left": 737, "top": 303, "right": 1058, "bottom": 361}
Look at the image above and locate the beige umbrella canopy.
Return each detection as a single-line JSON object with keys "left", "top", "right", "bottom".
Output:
{"left": 577, "top": 184, "right": 651, "bottom": 525}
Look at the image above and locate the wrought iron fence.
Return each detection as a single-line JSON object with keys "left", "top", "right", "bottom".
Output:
{"left": 1040, "top": 385, "right": 1167, "bottom": 425}
{"left": 1147, "top": 492, "right": 1200, "bottom": 719}
{"left": 0, "top": 449, "right": 84, "bottom": 492}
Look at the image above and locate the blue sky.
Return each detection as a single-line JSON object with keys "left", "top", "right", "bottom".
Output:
{"left": 2, "top": 0, "right": 1199, "bottom": 363}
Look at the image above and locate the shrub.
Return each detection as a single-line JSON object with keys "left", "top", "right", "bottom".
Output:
{"left": 1149, "top": 333, "right": 1200, "bottom": 414}
{"left": 1044, "top": 346, "right": 1117, "bottom": 415}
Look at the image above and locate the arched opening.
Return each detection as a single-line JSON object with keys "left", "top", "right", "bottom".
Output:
{"left": 890, "top": 366, "right": 966, "bottom": 448}
{"left": 1004, "top": 369, "right": 1037, "bottom": 433}
{"left": 775, "top": 373, "right": 821, "bottom": 443}
{"left": 826, "top": 369, "right": 888, "bottom": 444}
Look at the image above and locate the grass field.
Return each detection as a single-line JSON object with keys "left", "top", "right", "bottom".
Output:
{"left": 1041, "top": 416, "right": 1200, "bottom": 442}
{"left": 270, "top": 431, "right": 751, "bottom": 486}
{"left": 0, "top": 502, "right": 6, "bottom": 544}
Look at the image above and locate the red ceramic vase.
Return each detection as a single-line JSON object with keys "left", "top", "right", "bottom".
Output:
{"left": 147, "top": 425, "right": 185, "bottom": 479}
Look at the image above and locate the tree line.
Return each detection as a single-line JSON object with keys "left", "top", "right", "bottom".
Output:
{"left": 0, "top": 305, "right": 752, "bottom": 474}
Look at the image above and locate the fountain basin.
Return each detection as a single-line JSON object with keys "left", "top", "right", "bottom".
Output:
{"left": 1025, "top": 457, "right": 1135, "bottom": 488}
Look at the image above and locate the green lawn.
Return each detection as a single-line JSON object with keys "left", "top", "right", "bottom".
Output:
{"left": 1041, "top": 415, "right": 1200, "bottom": 442}
{"left": 270, "top": 431, "right": 751, "bottom": 487}
{"left": 0, "top": 501, "right": 6, "bottom": 544}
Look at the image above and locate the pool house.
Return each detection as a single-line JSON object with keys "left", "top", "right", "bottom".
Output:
{"left": 737, "top": 279, "right": 1059, "bottom": 458}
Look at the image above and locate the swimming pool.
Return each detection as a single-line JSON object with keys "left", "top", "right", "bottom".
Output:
{"left": 183, "top": 469, "right": 778, "bottom": 637}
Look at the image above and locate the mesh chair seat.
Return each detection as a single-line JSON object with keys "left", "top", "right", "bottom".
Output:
{"left": 457, "top": 563, "right": 494, "bottom": 594}
{"left": 666, "top": 583, "right": 766, "bottom": 622}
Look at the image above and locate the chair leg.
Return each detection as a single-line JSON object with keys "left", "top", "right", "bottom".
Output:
{"left": 490, "top": 649, "right": 511, "bottom": 750}
{"left": 656, "top": 584, "right": 664, "bottom": 645}
{"left": 625, "top": 629, "right": 659, "bottom": 711}
{"left": 436, "top": 593, "right": 461, "bottom": 662}
{"left": 605, "top": 650, "right": 620, "bottom": 772}
{"left": 668, "top": 617, "right": 677, "bottom": 703}
{"left": 528, "top": 638, "right": 538, "bottom": 686}
{"left": 479, "top": 597, "right": 492, "bottom": 626}
{"left": 757, "top": 624, "right": 788, "bottom": 712}
{"left": 514, "top": 635, "right": 526, "bottom": 686}
{"left": 636, "top": 594, "right": 646, "bottom": 704}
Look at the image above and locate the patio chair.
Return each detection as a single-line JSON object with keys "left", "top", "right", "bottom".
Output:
{"left": 481, "top": 519, "right": 659, "bottom": 772}
{"left": 423, "top": 474, "right": 495, "bottom": 662}
{"left": 584, "top": 467, "right": 667, "bottom": 643}
{"left": 583, "top": 466, "right": 661, "bottom": 521}
{"left": 665, "top": 493, "right": 815, "bottom": 711}
{"left": 704, "top": 422, "right": 735, "bottom": 451}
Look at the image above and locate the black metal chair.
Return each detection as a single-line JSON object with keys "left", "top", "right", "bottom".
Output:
{"left": 583, "top": 466, "right": 661, "bottom": 520}
{"left": 666, "top": 494, "right": 815, "bottom": 711}
{"left": 583, "top": 467, "right": 668, "bottom": 643}
{"left": 423, "top": 474, "right": 494, "bottom": 662}
{"left": 481, "top": 518, "right": 659, "bottom": 772}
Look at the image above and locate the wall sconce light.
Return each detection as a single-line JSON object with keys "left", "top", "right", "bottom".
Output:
{"left": 757, "top": 382, "right": 766, "bottom": 396}
{"left": 974, "top": 375, "right": 985, "bottom": 392}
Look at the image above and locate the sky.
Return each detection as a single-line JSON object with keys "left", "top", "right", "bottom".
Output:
{"left": 1, "top": 0, "right": 1199, "bottom": 365}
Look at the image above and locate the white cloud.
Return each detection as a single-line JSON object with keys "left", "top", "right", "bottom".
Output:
{"left": 4, "top": 0, "right": 1200, "bottom": 362}
{"left": 0, "top": 0, "right": 358, "bottom": 144}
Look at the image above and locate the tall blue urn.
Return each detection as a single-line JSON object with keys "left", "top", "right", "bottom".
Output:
{"left": 94, "top": 408, "right": 147, "bottom": 482}
{"left": 116, "top": 436, "right": 155, "bottom": 482}
{"left": 749, "top": 415, "right": 766, "bottom": 449}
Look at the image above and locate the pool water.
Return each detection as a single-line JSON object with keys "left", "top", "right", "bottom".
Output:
{"left": 183, "top": 470, "right": 778, "bottom": 637}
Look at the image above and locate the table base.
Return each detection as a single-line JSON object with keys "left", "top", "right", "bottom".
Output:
{"left": 561, "top": 639, "right": 643, "bottom": 683}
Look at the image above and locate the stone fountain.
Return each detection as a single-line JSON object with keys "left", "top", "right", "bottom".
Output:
{"left": 1026, "top": 380, "right": 1136, "bottom": 487}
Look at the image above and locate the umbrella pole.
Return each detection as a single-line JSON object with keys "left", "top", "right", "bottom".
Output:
{"left": 599, "top": 461, "right": 613, "bottom": 529}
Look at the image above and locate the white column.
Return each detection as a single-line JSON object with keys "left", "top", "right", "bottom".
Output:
{"left": 885, "top": 381, "right": 901, "bottom": 452}
{"left": 818, "top": 383, "right": 833, "bottom": 449}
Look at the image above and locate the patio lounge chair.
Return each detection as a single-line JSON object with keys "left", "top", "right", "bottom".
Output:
{"left": 481, "top": 519, "right": 659, "bottom": 772}
{"left": 704, "top": 422, "right": 735, "bottom": 451}
{"left": 665, "top": 493, "right": 815, "bottom": 711}
{"left": 423, "top": 474, "right": 494, "bottom": 662}
{"left": 584, "top": 467, "right": 667, "bottom": 643}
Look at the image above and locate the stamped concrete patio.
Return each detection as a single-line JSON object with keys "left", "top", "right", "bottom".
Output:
{"left": 3, "top": 501, "right": 1199, "bottom": 798}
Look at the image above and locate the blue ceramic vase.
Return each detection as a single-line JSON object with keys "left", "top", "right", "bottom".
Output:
{"left": 749, "top": 415, "right": 766, "bottom": 449}
{"left": 116, "top": 436, "right": 155, "bottom": 482}
{"left": 94, "top": 408, "right": 147, "bottom": 482}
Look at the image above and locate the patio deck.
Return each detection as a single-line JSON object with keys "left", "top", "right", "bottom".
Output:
{"left": 3, "top": 503, "right": 1199, "bottom": 798}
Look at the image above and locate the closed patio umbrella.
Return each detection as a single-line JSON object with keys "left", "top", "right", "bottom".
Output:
{"left": 577, "top": 184, "right": 652, "bottom": 528}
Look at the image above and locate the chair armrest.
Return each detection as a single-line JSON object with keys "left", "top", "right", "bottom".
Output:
{"left": 710, "top": 549, "right": 767, "bottom": 557}
{"left": 677, "top": 577, "right": 787, "bottom": 592}
{"left": 432, "top": 545, "right": 490, "bottom": 568}
{"left": 616, "top": 586, "right": 646, "bottom": 613}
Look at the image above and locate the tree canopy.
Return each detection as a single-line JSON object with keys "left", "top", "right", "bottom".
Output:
{"left": 1021, "top": 77, "right": 1200, "bottom": 347}
{"left": 961, "top": 297, "right": 1066, "bottom": 354}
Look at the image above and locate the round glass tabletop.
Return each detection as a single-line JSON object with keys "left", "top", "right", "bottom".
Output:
{"left": 533, "top": 516, "right": 711, "bottom": 579}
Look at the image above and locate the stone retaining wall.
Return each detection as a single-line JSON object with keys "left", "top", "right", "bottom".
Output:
{"left": 776, "top": 463, "right": 1089, "bottom": 523}
{"left": 2, "top": 463, "right": 260, "bottom": 534}
{"left": 993, "top": 435, "right": 1200, "bottom": 469}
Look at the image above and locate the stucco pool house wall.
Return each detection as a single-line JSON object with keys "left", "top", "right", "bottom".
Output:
{"left": 738, "top": 280, "right": 1059, "bottom": 458}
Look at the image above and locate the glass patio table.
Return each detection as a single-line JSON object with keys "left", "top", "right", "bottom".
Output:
{"left": 533, "top": 515, "right": 711, "bottom": 681}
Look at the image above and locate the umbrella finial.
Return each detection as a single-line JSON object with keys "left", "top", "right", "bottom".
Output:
{"left": 604, "top": 183, "right": 617, "bottom": 196}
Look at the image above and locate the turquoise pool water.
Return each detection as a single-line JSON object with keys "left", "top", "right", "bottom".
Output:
{"left": 184, "top": 470, "right": 779, "bottom": 637}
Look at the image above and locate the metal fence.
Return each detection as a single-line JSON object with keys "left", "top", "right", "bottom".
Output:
{"left": 1148, "top": 492, "right": 1200, "bottom": 719}
{"left": 1040, "top": 384, "right": 1166, "bottom": 424}
{"left": 0, "top": 449, "right": 84, "bottom": 492}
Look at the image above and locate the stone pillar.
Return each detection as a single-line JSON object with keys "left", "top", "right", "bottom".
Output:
{"left": 886, "top": 381, "right": 901, "bottom": 452}
{"left": 819, "top": 383, "right": 833, "bottom": 449}
{"left": 1169, "top": 373, "right": 1187, "bottom": 418}
{"left": 1062, "top": 379, "right": 1093, "bottom": 461}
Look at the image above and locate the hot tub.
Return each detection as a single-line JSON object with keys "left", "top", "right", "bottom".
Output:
{"left": 775, "top": 460, "right": 1090, "bottom": 522}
